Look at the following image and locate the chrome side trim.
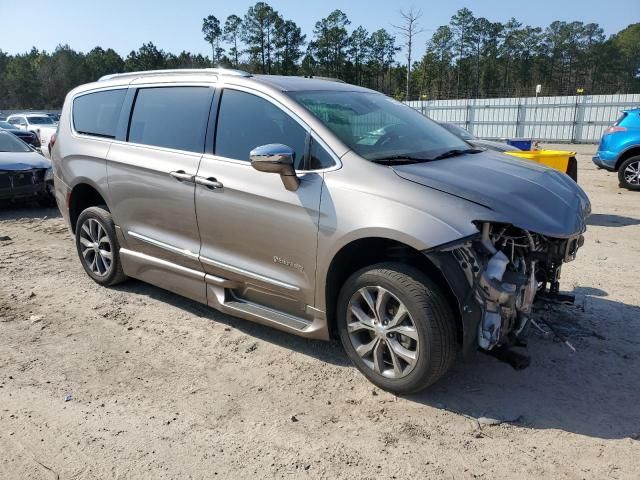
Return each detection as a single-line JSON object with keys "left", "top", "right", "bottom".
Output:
{"left": 127, "top": 230, "right": 300, "bottom": 292}
{"left": 127, "top": 230, "right": 199, "bottom": 259}
{"left": 119, "top": 248, "right": 204, "bottom": 279}
{"left": 199, "top": 255, "right": 300, "bottom": 292}
{"left": 204, "top": 273, "right": 240, "bottom": 289}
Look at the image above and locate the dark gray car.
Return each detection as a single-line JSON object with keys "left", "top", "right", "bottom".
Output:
{"left": 439, "top": 122, "right": 521, "bottom": 152}
{"left": 0, "top": 131, "right": 53, "bottom": 204}
{"left": 52, "top": 69, "right": 590, "bottom": 394}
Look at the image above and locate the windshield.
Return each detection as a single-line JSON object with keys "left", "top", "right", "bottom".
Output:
{"left": 0, "top": 121, "right": 14, "bottom": 129}
{"left": 27, "top": 116, "right": 54, "bottom": 125}
{"left": 0, "top": 132, "right": 31, "bottom": 152}
{"left": 440, "top": 122, "right": 475, "bottom": 141}
{"left": 288, "top": 91, "right": 469, "bottom": 161}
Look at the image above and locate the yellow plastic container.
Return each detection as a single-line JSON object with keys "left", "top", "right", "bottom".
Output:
{"left": 505, "top": 150, "right": 578, "bottom": 181}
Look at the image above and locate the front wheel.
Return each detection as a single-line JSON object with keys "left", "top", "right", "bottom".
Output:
{"left": 337, "top": 263, "right": 457, "bottom": 395}
{"left": 618, "top": 156, "right": 640, "bottom": 191}
{"left": 75, "top": 206, "right": 127, "bottom": 286}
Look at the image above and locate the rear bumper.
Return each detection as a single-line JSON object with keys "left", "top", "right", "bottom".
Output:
{"left": 592, "top": 152, "right": 617, "bottom": 171}
{"left": 53, "top": 173, "right": 72, "bottom": 228}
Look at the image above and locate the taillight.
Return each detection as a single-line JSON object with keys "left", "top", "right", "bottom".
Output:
{"left": 605, "top": 126, "right": 627, "bottom": 134}
{"left": 49, "top": 133, "right": 57, "bottom": 151}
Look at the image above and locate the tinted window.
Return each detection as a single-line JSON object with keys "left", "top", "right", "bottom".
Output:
{"left": 73, "top": 89, "right": 126, "bottom": 138}
{"left": 309, "top": 138, "right": 335, "bottom": 169}
{"left": 128, "top": 87, "right": 211, "bottom": 153}
{"left": 215, "top": 89, "right": 307, "bottom": 168}
{"left": 614, "top": 113, "right": 627, "bottom": 126}
{"left": 27, "top": 116, "right": 54, "bottom": 125}
{"left": 0, "top": 131, "right": 31, "bottom": 152}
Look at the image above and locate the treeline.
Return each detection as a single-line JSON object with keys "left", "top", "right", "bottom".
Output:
{"left": 414, "top": 11, "right": 640, "bottom": 99}
{"left": 0, "top": 2, "right": 638, "bottom": 109}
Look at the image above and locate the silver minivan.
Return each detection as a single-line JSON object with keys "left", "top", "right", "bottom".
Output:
{"left": 52, "top": 69, "right": 590, "bottom": 394}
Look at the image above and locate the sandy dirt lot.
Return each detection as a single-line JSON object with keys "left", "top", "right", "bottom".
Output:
{"left": 1, "top": 144, "right": 639, "bottom": 479}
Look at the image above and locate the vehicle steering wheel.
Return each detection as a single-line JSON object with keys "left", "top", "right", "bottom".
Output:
{"left": 374, "top": 124, "right": 402, "bottom": 148}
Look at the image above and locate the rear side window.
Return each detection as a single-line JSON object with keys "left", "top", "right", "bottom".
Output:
{"left": 128, "top": 87, "right": 212, "bottom": 153}
{"left": 215, "top": 89, "right": 307, "bottom": 168}
{"left": 73, "top": 89, "right": 126, "bottom": 138}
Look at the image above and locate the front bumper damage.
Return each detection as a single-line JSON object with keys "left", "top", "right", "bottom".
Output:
{"left": 0, "top": 168, "right": 50, "bottom": 202}
{"left": 427, "top": 221, "right": 585, "bottom": 363}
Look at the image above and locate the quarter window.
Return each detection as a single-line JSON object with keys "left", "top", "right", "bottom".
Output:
{"left": 128, "top": 87, "right": 212, "bottom": 153}
{"left": 309, "top": 138, "right": 335, "bottom": 169}
{"left": 215, "top": 89, "right": 307, "bottom": 168}
{"left": 73, "top": 89, "right": 126, "bottom": 138}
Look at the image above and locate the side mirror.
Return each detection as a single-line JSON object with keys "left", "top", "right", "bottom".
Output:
{"left": 250, "top": 144, "right": 300, "bottom": 191}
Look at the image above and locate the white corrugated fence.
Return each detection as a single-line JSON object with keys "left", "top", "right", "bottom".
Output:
{"left": 405, "top": 94, "right": 640, "bottom": 143}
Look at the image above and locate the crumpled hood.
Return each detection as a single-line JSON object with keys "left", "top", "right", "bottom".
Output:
{"left": 393, "top": 150, "right": 591, "bottom": 238}
{"left": 0, "top": 151, "right": 51, "bottom": 171}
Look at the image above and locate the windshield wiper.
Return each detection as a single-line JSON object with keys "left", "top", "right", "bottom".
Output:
{"left": 429, "top": 148, "right": 483, "bottom": 161}
{"left": 370, "top": 155, "right": 432, "bottom": 165}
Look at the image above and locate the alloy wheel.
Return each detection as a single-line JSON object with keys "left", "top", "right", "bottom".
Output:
{"left": 623, "top": 160, "right": 640, "bottom": 186}
{"left": 346, "top": 286, "right": 419, "bottom": 379}
{"left": 78, "top": 218, "right": 113, "bottom": 277}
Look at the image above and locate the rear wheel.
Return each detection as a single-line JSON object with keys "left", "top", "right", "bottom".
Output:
{"left": 618, "top": 156, "right": 640, "bottom": 191}
{"left": 75, "top": 206, "right": 127, "bottom": 286}
{"left": 337, "top": 262, "right": 457, "bottom": 394}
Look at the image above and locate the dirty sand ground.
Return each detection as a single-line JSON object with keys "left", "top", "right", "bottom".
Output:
{"left": 1, "top": 145, "right": 639, "bottom": 479}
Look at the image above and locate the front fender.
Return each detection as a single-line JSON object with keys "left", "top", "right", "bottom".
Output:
{"left": 315, "top": 154, "right": 482, "bottom": 312}
{"left": 424, "top": 250, "right": 481, "bottom": 355}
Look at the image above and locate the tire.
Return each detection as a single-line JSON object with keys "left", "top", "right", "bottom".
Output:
{"left": 618, "top": 156, "right": 640, "bottom": 191}
{"left": 566, "top": 156, "right": 578, "bottom": 182}
{"left": 337, "top": 262, "right": 457, "bottom": 395}
{"left": 37, "top": 195, "right": 55, "bottom": 207}
{"left": 75, "top": 206, "right": 127, "bottom": 286}
{"left": 36, "top": 185, "right": 56, "bottom": 207}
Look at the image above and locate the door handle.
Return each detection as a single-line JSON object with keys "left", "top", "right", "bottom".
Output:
{"left": 195, "top": 176, "right": 224, "bottom": 190}
{"left": 169, "top": 170, "right": 195, "bottom": 182}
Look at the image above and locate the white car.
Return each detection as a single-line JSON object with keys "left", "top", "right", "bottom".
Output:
{"left": 6, "top": 113, "right": 57, "bottom": 158}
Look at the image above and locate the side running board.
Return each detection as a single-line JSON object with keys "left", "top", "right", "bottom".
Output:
{"left": 224, "top": 298, "right": 312, "bottom": 331}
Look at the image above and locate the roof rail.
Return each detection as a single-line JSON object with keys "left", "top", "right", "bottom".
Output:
{"left": 98, "top": 68, "right": 251, "bottom": 82}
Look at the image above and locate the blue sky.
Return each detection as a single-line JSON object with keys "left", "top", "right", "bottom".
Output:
{"left": 1, "top": 0, "right": 638, "bottom": 60}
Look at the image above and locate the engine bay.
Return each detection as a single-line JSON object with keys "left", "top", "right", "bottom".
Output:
{"left": 449, "top": 222, "right": 585, "bottom": 352}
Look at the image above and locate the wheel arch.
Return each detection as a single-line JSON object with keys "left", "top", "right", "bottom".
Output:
{"left": 615, "top": 145, "right": 640, "bottom": 171}
{"left": 322, "top": 236, "right": 465, "bottom": 346}
{"left": 68, "top": 180, "right": 110, "bottom": 234}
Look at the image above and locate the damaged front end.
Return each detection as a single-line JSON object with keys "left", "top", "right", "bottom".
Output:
{"left": 428, "top": 221, "right": 585, "bottom": 357}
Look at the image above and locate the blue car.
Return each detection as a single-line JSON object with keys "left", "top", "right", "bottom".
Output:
{"left": 593, "top": 108, "right": 640, "bottom": 190}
